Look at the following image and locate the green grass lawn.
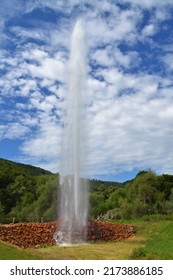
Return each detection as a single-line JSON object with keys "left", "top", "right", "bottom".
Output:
{"left": 0, "top": 241, "right": 41, "bottom": 260}
{"left": 0, "top": 238, "right": 143, "bottom": 260}
{"left": 0, "top": 218, "right": 173, "bottom": 260}
{"left": 130, "top": 220, "right": 173, "bottom": 259}
{"left": 34, "top": 239, "right": 144, "bottom": 260}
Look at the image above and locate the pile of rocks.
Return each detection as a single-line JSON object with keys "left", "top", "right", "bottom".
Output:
{"left": 0, "top": 221, "right": 134, "bottom": 248}
{"left": 88, "top": 221, "right": 134, "bottom": 241}
{"left": 0, "top": 222, "right": 56, "bottom": 248}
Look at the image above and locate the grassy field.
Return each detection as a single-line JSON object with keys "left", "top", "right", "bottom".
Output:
{"left": 34, "top": 238, "right": 144, "bottom": 260}
{"left": 130, "top": 220, "right": 173, "bottom": 259}
{"left": 0, "top": 238, "right": 143, "bottom": 260}
{"left": 0, "top": 241, "right": 41, "bottom": 260}
{"left": 0, "top": 218, "right": 173, "bottom": 260}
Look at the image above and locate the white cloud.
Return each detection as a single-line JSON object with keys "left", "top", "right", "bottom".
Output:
{"left": 123, "top": 0, "right": 173, "bottom": 9}
{"left": 142, "top": 24, "right": 156, "bottom": 37}
{"left": 21, "top": 117, "right": 62, "bottom": 162}
{"left": 10, "top": 26, "right": 48, "bottom": 43}
{"left": 27, "top": 56, "right": 66, "bottom": 82}
{"left": 22, "top": 48, "right": 48, "bottom": 61}
{"left": 86, "top": 83, "right": 173, "bottom": 177}
{"left": 162, "top": 53, "right": 173, "bottom": 72}
{"left": 86, "top": 7, "right": 141, "bottom": 48}
{"left": 19, "top": 114, "right": 39, "bottom": 127}
{"left": 0, "top": 125, "right": 6, "bottom": 139}
{"left": 84, "top": 61, "right": 173, "bottom": 178}
{"left": 91, "top": 48, "right": 114, "bottom": 67}
{"left": 0, "top": 123, "right": 30, "bottom": 139}
{"left": 91, "top": 46, "right": 139, "bottom": 69}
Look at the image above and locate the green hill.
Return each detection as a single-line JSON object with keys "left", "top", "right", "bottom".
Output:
{"left": 0, "top": 158, "right": 52, "bottom": 177}
{"left": 0, "top": 158, "right": 57, "bottom": 222}
{"left": 89, "top": 178, "right": 124, "bottom": 190}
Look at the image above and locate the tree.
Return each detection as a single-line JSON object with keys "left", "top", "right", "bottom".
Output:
{"left": 34, "top": 175, "right": 57, "bottom": 220}
{"left": 157, "top": 174, "right": 173, "bottom": 200}
{"left": 164, "top": 188, "right": 173, "bottom": 214}
{"left": 106, "top": 188, "right": 125, "bottom": 209}
{"left": 119, "top": 170, "right": 165, "bottom": 218}
{"left": 0, "top": 202, "right": 5, "bottom": 223}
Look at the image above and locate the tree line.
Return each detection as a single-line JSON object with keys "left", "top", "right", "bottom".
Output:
{"left": 0, "top": 158, "right": 173, "bottom": 223}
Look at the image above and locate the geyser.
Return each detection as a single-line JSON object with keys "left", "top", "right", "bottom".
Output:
{"left": 54, "top": 20, "right": 88, "bottom": 244}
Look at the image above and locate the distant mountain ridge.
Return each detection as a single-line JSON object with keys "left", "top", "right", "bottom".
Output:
{"left": 0, "top": 158, "right": 52, "bottom": 177}
{"left": 89, "top": 178, "right": 124, "bottom": 190}
{"left": 0, "top": 157, "right": 124, "bottom": 185}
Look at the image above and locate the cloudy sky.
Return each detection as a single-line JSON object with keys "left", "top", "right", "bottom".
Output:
{"left": 1, "top": 0, "right": 173, "bottom": 182}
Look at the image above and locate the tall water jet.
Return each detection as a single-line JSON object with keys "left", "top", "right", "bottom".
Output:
{"left": 55, "top": 20, "right": 88, "bottom": 244}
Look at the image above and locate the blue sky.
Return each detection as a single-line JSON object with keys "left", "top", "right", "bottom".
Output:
{"left": 1, "top": 0, "right": 173, "bottom": 182}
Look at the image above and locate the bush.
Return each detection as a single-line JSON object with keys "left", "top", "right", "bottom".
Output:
{"left": 141, "top": 214, "right": 173, "bottom": 222}
{"left": 0, "top": 202, "right": 5, "bottom": 223}
{"left": 119, "top": 200, "right": 133, "bottom": 219}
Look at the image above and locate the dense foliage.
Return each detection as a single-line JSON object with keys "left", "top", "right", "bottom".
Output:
{"left": 0, "top": 158, "right": 173, "bottom": 223}
{"left": 93, "top": 170, "right": 173, "bottom": 220}
{"left": 0, "top": 158, "right": 57, "bottom": 223}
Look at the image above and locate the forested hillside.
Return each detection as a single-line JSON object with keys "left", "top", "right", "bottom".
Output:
{"left": 0, "top": 158, "right": 56, "bottom": 223}
{"left": 0, "top": 158, "right": 52, "bottom": 178}
{"left": 0, "top": 158, "right": 173, "bottom": 223}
